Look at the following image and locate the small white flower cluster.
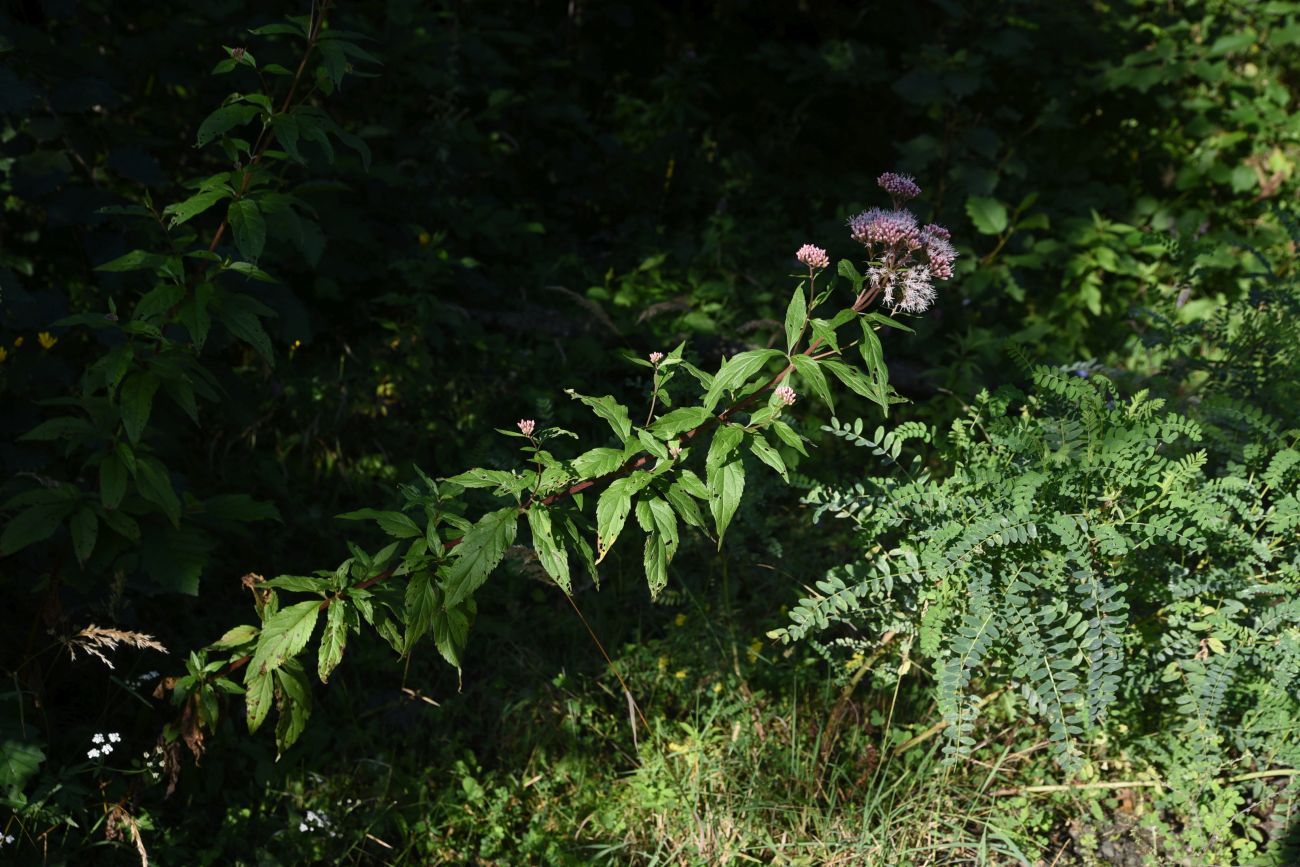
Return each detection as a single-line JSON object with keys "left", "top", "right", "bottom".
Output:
{"left": 298, "top": 809, "right": 338, "bottom": 837}
{"left": 141, "top": 745, "right": 166, "bottom": 782}
{"left": 1, "top": 833, "right": 15, "bottom": 847}
{"left": 87, "top": 732, "right": 121, "bottom": 760}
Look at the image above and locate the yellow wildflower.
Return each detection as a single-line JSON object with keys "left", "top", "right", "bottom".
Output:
{"left": 674, "top": 612, "right": 687, "bottom": 627}
{"left": 656, "top": 655, "right": 668, "bottom": 672}
{"left": 418, "top": 231, "right": 431, "bottom": 246}
{"left": 38, "top": 332, "right": 57, "bottom": 350}
{"left": 674, "top": 669, "right": 687, "bottom": 680}
{"left": 13, "top": 336, "right": 24, "bottom": 348}
{"left": 667, "top": 741, "right": 688, "bottom": 753}
{"left": 845, "top": 652, "right": 865, "bottom": 671}
{"left": 711, "top": 682, "right": 722, "bottom": 694}
{"left": 746, "top": 638, "right": 763, "bottom": 664}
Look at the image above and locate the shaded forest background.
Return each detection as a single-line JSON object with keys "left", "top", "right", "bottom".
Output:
{"left": 2, "top": 1, "right": 1299, "bottom": 864}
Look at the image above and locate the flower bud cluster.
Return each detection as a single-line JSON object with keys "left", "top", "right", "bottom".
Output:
{"left": 796, "top": 244, "right": 830, "bottom": 271}
{"left": 844, "top": 173, "right": 957, "bottom": 315}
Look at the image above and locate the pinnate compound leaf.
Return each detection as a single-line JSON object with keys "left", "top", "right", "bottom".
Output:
{"left": 441, "top": 507, "right": 519, "bottom": 608}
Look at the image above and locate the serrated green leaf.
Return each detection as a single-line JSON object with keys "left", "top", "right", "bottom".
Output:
{"left": 212, "top": 624, "right": 259, "bottom": 650}
{"left": 791, "top": 356, "right": 833, "bottom": 413}
{"left": 665, "top": 482, "right": 706, "bottom": 529}
{"left": 643, "top": 532, "right": 668, "bottom": 598}
{"left": 703, "top": 349, "right": 782, "bottom": 411}
{"left": 749, "top": 434, "right": 788, "bottom": 481}
{"left": 164, "top": 188, "right": 230, "bottom": 227}
{"left": 566, "top": 391, "right": 632, "bottom": 441}
{"left": 100, "top": 454, "right": 128, "bottom": 510}
{"left": 571, "top": 447, "right": 626, "bottom": 478}
{"left": 649, "top": 407, "right": 712, "bottom": 438}
{"left": 706, "top": 424, "right": 744, "bottom": 475}
{"left": 250, "top": 600, "right": 320, "bottom": 675}
{"left": 442, "top": 507, "right": 519, "bottom": 607}
{"left": 70, "top": 506, "right": 97, "bottom": 566}
{"left": 594, "top": 471, "right": 652, "bottom": 561}
{"left": 244, "top": 668, "right": 274, "bottom": 733}
{"left": 708, "top": 459, "right": 745, "bottom": 547}
{"left": 676, "top": 468, "right": 710, "bottom": 499}
{"left": 120, "top": 371, "right": 160, "bottom": 444}
{"left": 771, "top": 420, "right": 809, "bottom": 456}
{"left": 403, "top": 570, "right": 441, "bottom": 651}
{"left": 228, "top": 198, "right": 266, "bottom": 261}
{"left": 0, "top": 502, "right": 76, "bottom": 556}
{"left": 273, "top": 660, "right": 311, "bottom": 755}
{"left": 336, "top": 508, "right": 422, "bottom": 538}
{"left": 135, "top": 457, "right": 181, "bottom": 526}
{"left": 823, "top": 358, "right": 886, "bottom": 407}
{"left": 527, "top": 507, "right": 571, "bottom": 593}
{"left": 784, "top": 285, "right": 807, "bottom": 352}
{"left": 317, "top": 600, "right": 350, "bottom": 683}
{"left": 433, "top": 600, "right": 475, "bottom": 670}
{"left": 195, "top": 103, "right": 260, "bottom": 147}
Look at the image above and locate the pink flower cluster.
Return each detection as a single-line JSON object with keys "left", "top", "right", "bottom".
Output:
{"left": 517, "top": 419, "right": 535, "bottom": 437}
{"left": 796, "top": 244, "right": 830, "bottom": 271}
{"left": 649, "top": 351, "right": 664, "bottom": 364}
{"left": 775, "top": 386, "right": 797, "bottom": 406}
{"left": 877, "top": 171, "right": 921, "bottom": 205}
{"left": 846, "top": 175, "right": 955, "bottom": 315}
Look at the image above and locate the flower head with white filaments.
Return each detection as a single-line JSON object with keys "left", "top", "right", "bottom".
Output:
{"left": 846, "top": 174, "right": 955, "bottom": 315}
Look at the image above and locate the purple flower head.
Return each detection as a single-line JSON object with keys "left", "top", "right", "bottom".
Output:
{"left": 848, "top": 208, "right": 921, "bottom": 252}
{"left": 921, "top": 223, "right": 950, "bottom": 242}
{"left": 922, "top": 234, "right": 957, "bottom": 280}
{"left": 517, "top": 419, "right": 536, "bottom": 437}
{"left": 796, "top": 244, "right": 830, "bottom": 271}
{"left": 877, "top": 172, "right": 921, "bottom": 205}
{"left": 775, "top": 385, "right": 797, "bottom": 407}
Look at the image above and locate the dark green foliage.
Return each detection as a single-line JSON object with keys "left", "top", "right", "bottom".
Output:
{"left": 3, "top": 0, "right": 1300, "bottom": 862}
{"left": 782, "top": 266, "right": 1300, "bottom": 861}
